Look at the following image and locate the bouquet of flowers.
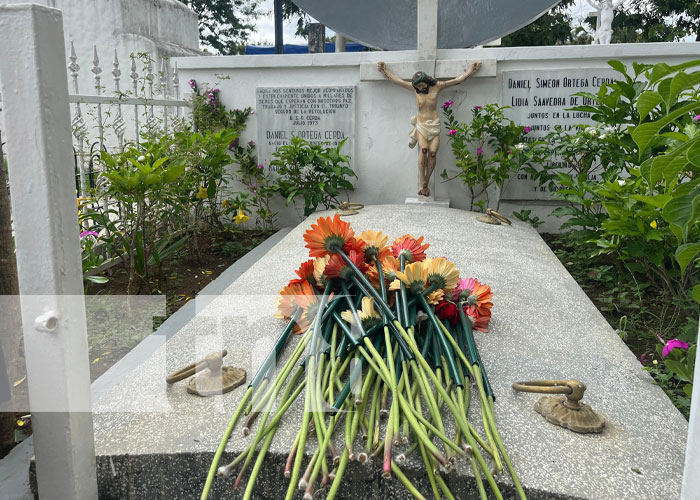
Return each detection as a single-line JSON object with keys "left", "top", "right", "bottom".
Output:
{"left": 202, "top": 215, "right": 526, "bottom": 500}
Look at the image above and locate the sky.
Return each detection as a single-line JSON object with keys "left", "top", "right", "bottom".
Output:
{"left": 247, "top": 0, "right": 695, "bottom": 46}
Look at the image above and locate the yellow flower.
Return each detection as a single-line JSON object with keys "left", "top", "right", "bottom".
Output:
{"left": 233, "top": 208, "right": 250, "bottom": 225}
{"left": 222, "top": 200, "right": 231, "bottom": 208}
{"left": 77, "top": 197, "right": 92, "bottom": 209}
{"left": 358, "top": 230, "right": 390, "bottom": 260}
{"left": 423, "top": 257, "right": 460, "bottom": 293}
{"left": 195, "top": 186, "right": 208, "bottom": 199}
{"left": 650, "top": 220, "right": 657, "bottom": 229}
{"left": 392, "top": 261, "right": 426, "bottom": 294}
{"left": 341, "top": 297, "right": 381, "bottom": 328}
{"left": 425, "top": 289, "right": 445, "bottom": 305}
{"left": 313, "top": 255, "right": 331, "bottom": 287}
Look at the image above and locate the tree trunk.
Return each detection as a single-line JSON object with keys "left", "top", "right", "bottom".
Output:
{"left": 0, "top": 131, "right": 24, "bottom": 458}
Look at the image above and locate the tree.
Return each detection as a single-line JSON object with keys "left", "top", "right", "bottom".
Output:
{"left": 282, "top": 0, "right": 311, "bottom": 39}
{"left": 178, "top": 0, "right": 263, "bottom": 55}
{"left": 645, "top": 0, "right": 700, "bottom": 40}
{"left": 597, "top": 0, "right": 700, "bottom": 43}
{"left": 501, "top": 0, "right": 577, "bottom": 47}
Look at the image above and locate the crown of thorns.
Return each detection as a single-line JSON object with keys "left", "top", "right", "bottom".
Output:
{"left": 412, "top": 71, "right": 437, "bottom": 87}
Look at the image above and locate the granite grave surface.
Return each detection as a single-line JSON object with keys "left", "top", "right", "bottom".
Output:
{"left": 90, "top": 205, "right": 688, "bottom": 499}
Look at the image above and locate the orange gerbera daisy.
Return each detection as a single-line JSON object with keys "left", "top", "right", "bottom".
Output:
{"left": 344, "top": 236, "right": 366, "bottom": 254}
{"left": 324, "top": 249, "right": 368, "bottom": 280}
{"left": 358, "top": 230, "right": 391, "bottom": 261}
{"left": 303, "top": 214, "right": 355, "bottom": 257}
{"left": 454, "top": 277, "right": 493, "bottom": 318}
{"left": 366, "top": 255, "right": 400, "bottom": 289}
{"left": 275, "top": 281, "right": 319, "bottom": 333}
{"left": 392, "top": 234, "right": 429, "bottom": 263}
{"left": 423, "top": 257, "right": 460, "bottom": 294}
{"left": 294, "top": 259, "right": 316, "bottom": 285}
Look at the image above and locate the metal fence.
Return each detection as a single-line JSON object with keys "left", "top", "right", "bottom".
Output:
{"left": 67, "top": 43, "right": 191, "bottom": 197}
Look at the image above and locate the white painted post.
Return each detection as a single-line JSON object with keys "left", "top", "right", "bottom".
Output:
{"left": 417, "top": 0, "right": 438, "bottom": 62}
{"left": 0, "top": 4, "right": 98, "bottom": 499}
{"left": 335, "top": 34, "right": 347, "bottom": 52}
{"left": 681, "top": 330, "right": 700, "bottom": 500}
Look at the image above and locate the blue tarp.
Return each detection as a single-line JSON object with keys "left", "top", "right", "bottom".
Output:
{"left": 245, "top": 42, "right": 369, "bottom": 54}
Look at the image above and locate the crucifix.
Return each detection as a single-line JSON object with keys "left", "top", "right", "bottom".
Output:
{"left": 377, "top": 60, "right": 481, "bottom": 197}
{"left": 378, "top": 0, "right": 482, "bottom": 197}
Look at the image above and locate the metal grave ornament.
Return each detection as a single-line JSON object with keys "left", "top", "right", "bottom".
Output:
{"left": 291, "top": 0, "right": 563, "bottom": 50}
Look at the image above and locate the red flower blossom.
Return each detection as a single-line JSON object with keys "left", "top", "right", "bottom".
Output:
{"left": 391, "top": 234, "right": 429, "bottom": 263}
{"left": 436, "top": 300, "right": 459, "bottom": 327}
{"left": 324, "top": 249, "right": 368, "bottom": 280}
{"left": 294, "top": 259, "right": 316, "bottom": 284}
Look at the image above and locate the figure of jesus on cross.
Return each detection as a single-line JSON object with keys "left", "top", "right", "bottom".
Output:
{"left": 378, "top": 60, "right": 481, "bottom": 197}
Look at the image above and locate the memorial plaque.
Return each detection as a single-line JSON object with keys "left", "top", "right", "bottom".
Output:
{"left": 256, "top": 86, "right": 355, "bottom": 172}
{"left": 501, "top": 69, "right": 619, "bottom": 200}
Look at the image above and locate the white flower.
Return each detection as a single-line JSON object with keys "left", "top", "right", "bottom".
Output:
{"left": 137, "top": 155, "right": 146, "bottom": 162}
{"left": 617, "top": 179, "right": 625, "bottom": 186}
{"left": 514, "top": 143, "right": 527, "bottom": 151}
{"left": 586, "top": 127, "right": 598, "bottom": 136}
{"left": 599, "top": 134, "right": 607, "bottom": 139}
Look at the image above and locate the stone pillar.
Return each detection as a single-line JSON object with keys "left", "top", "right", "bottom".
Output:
{"left": 308, "top": 23, "right": 326, "bottom": 53}
{"left": 335, "top": 34, "right": 347, "bottom": 52}
{"left": 0, "top": 4, "right": 97, "bottom": 499}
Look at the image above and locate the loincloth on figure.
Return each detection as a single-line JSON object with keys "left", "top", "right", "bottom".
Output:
{"left": 409, "top": 115, "right": 441, "bottom": 148}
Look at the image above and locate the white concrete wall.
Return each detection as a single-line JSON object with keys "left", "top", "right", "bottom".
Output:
{"left": 174, "top": 43, "right": 700, "bottom": 230}
{"left": 0, "top": 0, "right": 200, "bottom": 94}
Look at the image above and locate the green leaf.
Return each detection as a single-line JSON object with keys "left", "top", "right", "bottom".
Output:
{"left": 684, "top": 384, "right": 693, "bottom": 397}
{"left": 664, "top": 359, "right": 693, "bottom": 383}
{"left": 689, "top": 139, "right": 700, "bottom": 168}
{"left": 649, "top": 62, "right": 672, "bottom": 84}
{"left": 668, "top": 72, "right": 700, "bottom": 109}
{"left": 632, "top": 101, "right": 700, "bottom": 157}
{"left": 207, "top": 179, "right": 217, "bottom": 199}
{"left": 607, "top": 60, "right": 627, "bottom": 76}
{"left": 693, "top": 284, "right": 700, "bottom": 305}
{"left": 162, "top": 163, "right": 185, "bottom": 183}
{"left": 662, "top": 189, "right": 700, "bottom": 241}
{"left": 675, "top": 243, "right": 700, "bottom": 275}
{"left": 649, "top": 155, "right": 688, "bottom": 186}
{"left": 85, "top": 275, "right": 109, "bottom": 284}
{"left": 636, "top": 91, "right": 663, "bottom": 123}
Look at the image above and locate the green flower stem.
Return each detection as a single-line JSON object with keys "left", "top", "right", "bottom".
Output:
{"left": 284, "top": 383, "right": 311, "bottom": 500}
{"left": 470, "top": 448, "right": 489, "bottom": 500}
{"left": 457, "top": 307, "right": 494, "bottom": 399}
{"left": 250, "top": 307, "right": 303, "bottom": 389}
{"left": 306, "top": 411, "right": 344, "bottom": 497}
{"left": 238, "top": 364, "right": 303, "bottom": 485}
{"left": 383, "top": 398, "right": 395, "bottom": 477}
{"left": 392, "top": 319, "right": 504, "bottom": 500}
{"left": 435, "top": 472, "right": 457, "bottom": 500}
{"left": 246, "top": 377, "right": 269, "bottom": 415}
{"left": 436, "top": 319, "right": 507, "bottom": 476}
{"left": 399, "top": 254, "right": 410, "bottom": 326}
{"left": 391, "top": 461, "right": 428, "bottom": 500}
{"left": 417, "top": 435, "right": 441, "bottom": 500}
{"left": 418, "top": 293, "right": 462, "bottom": 387}
{"left": 356, "top": 342, "right": 449, "bottom": 467}
{"left": 242, "top": 425, "right": 276, "bottom": 500}
{"left": 397, "top": 392, "right": 464, "bottom": 458}
{"left": 382, "top": 326, "right": 401, "bottom": 444}
{"left": 374, "top": 257, "right": 388, "bottom": 322}
{"left": 201, "top": 386, "right": 253, "bottom": 500}
{"left": 326, "top": 447, "right": 349, "bottom": 500}
{"left": 366, "top": 373, "right": 381, "bottom": 454}
{"left": 329, "top": 324, "right": 339, "bottom": 402}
